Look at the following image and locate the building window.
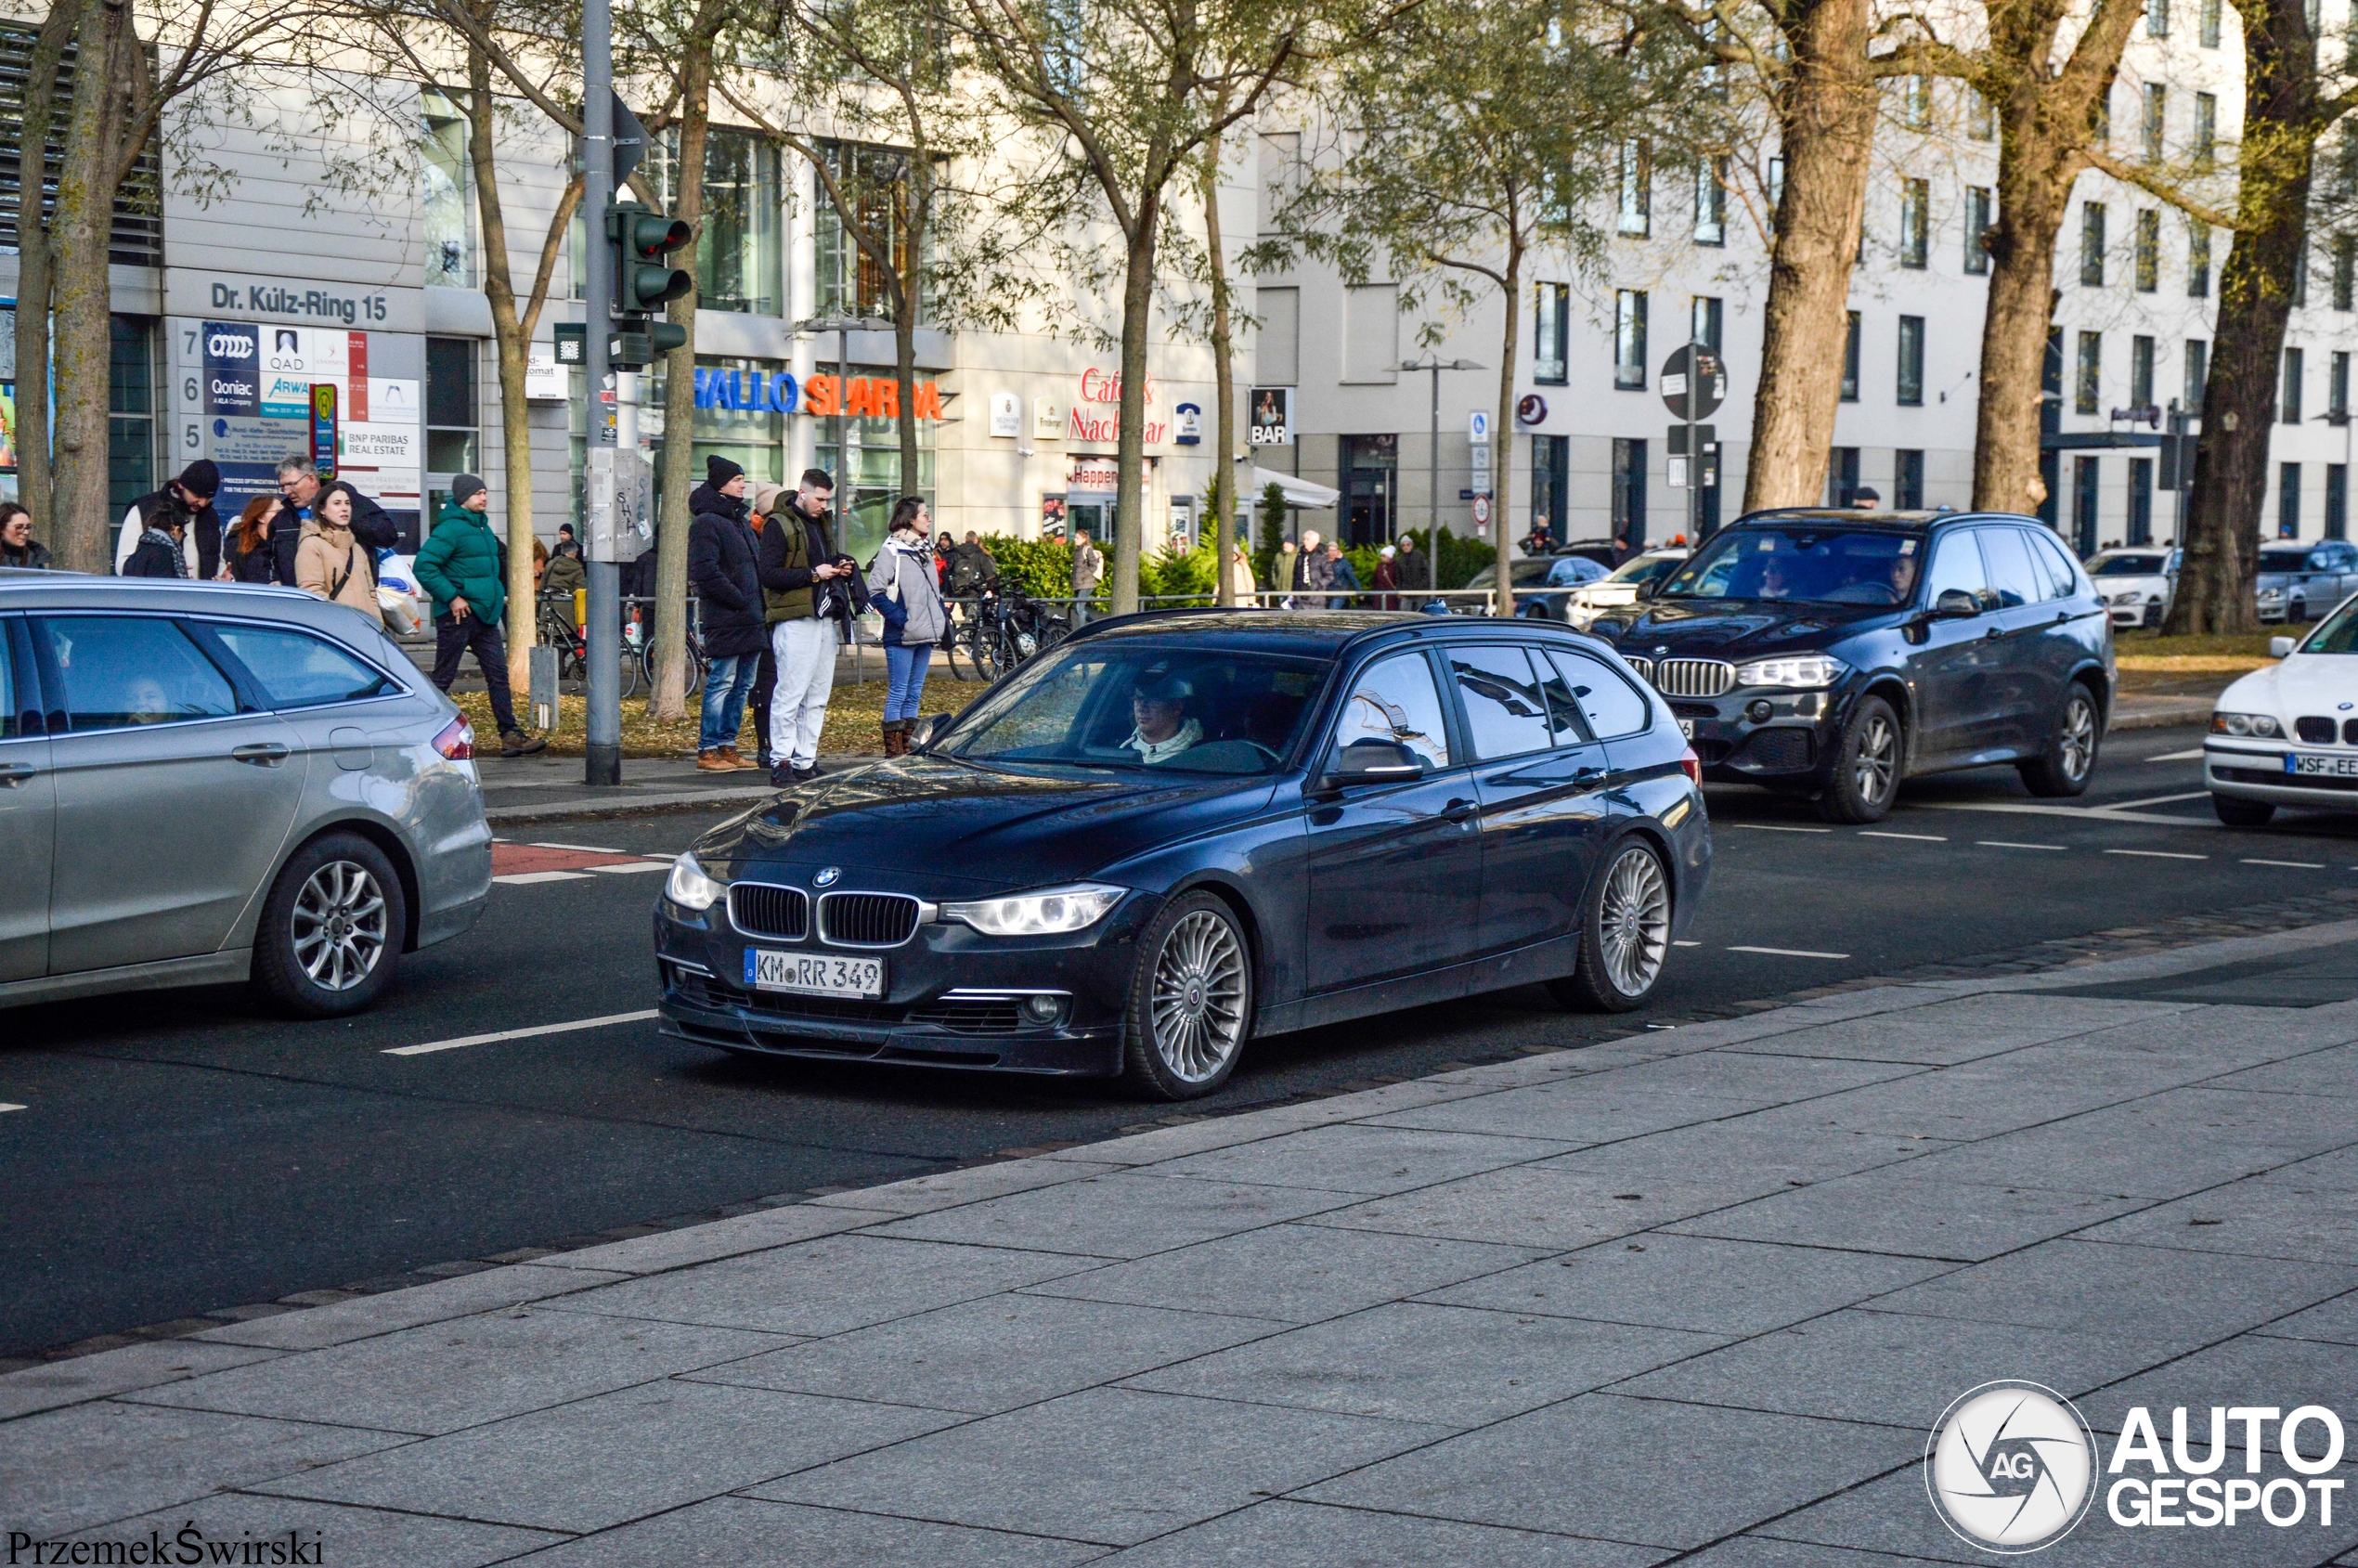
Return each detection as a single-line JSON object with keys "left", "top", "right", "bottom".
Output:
{"left": 2074, "top": 455, "right": 2101, "bottom": 555}
{"left": 2133, "top": 210, "right": 2159, "bottom": 292}
{"left": 1897, "top": 316, "right": 1924, "bottom": 406}
{"left": 1826, "top": 447, "right": 1860, "bottom": 507}
{"left": 1900, "top": 75, "right": 1931, "bottom": 130}
{"left": 1535, "top": 282, "right": 1569, "bottom": 384}
{"left": 2200, "top": 0, "right": 2221, "bottom": 45}
{"left": 1340, "top": 434, "right": 1397, "bottom": 548}
{"left": 2285, "top": 347, "right": 2305, "bottom": 424}
{"left": 2149, "top": 0, "right": 2169, "bottom": 34}
{"left": 2336, "top": 235, "right": 2356, "bottom": 310}
{"left": 807, "top": 362, "right": 936, "bottom": 559}
{"left": 2296, "top": 243, "right": 2311, "bottom": 307}
{"left": 1611, "top": 438, "right": 1648, "bottom": 546}
{"left": 1899, "top": 178, "right": 1929, "bottom": 268}
{"left": 2142, "top": 84, "right": 2166, "bottom": 162}
{"left": 2184, "top": 339, "right": 2208, "bottom": 416}
{"left": 1614, "top": 290, "right": 1648, "bottom": 389}
{"left": 424, "top": 337, "right": 479, "bottom": 524}
{"left": 2281, "top": 462, "right": 2302, "bottom": 538}
{"left": 1964, "top": 187, "right": 1992, "bottom": 275}
{"left": 643, "top": 127, "right": 784, "bottom": 317}
{"left": 1842, "top": 311, "right": 1861, "bottom": 402}
{"left": 814, "top": 140, "right": 925, "bottom": 323}
{"left": 2129, "top": 458, "right": 2155, "bottom": 543}
{"left": 2080, "top": 202, "right": 2106, "bottom": 287}
{"left": 108, "top": 316, "right": 159, "bottom": 522}
{"left": 1691, "top": 294, "right": 1723, "bottom": 353}
{"left": 2333, "top": 350, "right": 2351, "bottom": 422}
{"left": 2194, "top": 93, "right": 2217, "bottom": 170}
{"left": 1693, "top": 157, "right": 1726, "bottom": 246}
{"left": 1618, "top": 141, "right": 1652, "bottom": 237}
{"left": 2131, "top": 334, "right": 2156, "bottom": 410}
{"left": 2329, "top": 464, "right": 2350, "bottom": 539}
{"left": 421, "top": 92, "right": 475, "bottom": 289}
{"left": 2076, "top": 330, "right": 2102, "bottom": 415}
{"left": 2188, "top": 219, "right": 2211, "bottom": 297}
{"left": 1532, "top": 434, "right": 1568, "bottom": 540}
{"left": 1968, "top": 88, "right": 1994, "bottom": 141}
{"left": 1895, "top": 448, "right": 1924, "bottom": 510}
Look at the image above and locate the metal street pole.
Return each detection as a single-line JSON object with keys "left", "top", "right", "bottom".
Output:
{"left": 581, "top": 0, "right": 618, "bottom": 786}
{"left": 1402, "top": 355, "right": 1483, "bottom": 598}
{"left": 1686, "top": 337, "right": 1700, "bottom": 548}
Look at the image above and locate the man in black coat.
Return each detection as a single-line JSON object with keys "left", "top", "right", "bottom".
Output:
{"left": 686, "top": 456, "right": 768, "bottom": 771}
{"left": 271, "top": 458, "right": 400, "bottom": 586}
{"left": 114, "top": 460, "right": 222, "bottom": 578}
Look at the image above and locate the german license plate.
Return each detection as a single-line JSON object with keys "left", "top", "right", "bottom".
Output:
{"left": 1678, "top": 719, "right": 1695, "bottom": 739}
{"left": 2286, "top": 753, "right": 2358, "bottom": 778}
{"left": 744, "top": 949, "right": 885, "bottom": 999}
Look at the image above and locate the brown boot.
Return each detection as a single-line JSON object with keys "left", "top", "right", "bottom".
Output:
{"left": 881, "top": 720, "right": 903, "bottom": 758}
{"left": 696, "top": 748, "right": 734, "bottom": 773}
{"left": 718, "top": 745, "right": 757, "bottom": 771}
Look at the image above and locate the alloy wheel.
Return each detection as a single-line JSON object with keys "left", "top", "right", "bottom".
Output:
{"left": 1148, "top": 910, "right": 1248, "bottom": 1083}
{"left": 292, "top": 861, "right": 388, "bottom": 991}
{"left": 2058, "top": 693, "right": 2096, "bottom": 783}
{"left": 1852, "top": 712, "right": 1898, "bottom": 805}
{"left": 1597, "top": 846, "right": 1670, "bottom": 998}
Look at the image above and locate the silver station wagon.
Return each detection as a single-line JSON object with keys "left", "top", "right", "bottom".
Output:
{"left": 0, "top": 574, "right": 491, "bottom": 1016}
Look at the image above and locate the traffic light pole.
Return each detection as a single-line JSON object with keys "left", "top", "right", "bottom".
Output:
{"left": 581, "top": 0, "right": 620, "bottom": 787}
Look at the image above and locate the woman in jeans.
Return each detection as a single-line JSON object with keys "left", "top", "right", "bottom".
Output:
{"left": 866, "top": 496, "right": 947, "bottom": 756}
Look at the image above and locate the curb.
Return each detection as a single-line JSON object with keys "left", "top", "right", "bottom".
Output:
{"left": 484, "top": 785, "right": 779, "bottom": 823}
{"left": 2108, "top": 700, "right": 2210, "bottom": 732}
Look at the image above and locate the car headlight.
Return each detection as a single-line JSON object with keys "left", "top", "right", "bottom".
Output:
{"left": 2260, "top": 588, "right": 2283, "bottom": 601}
{"left": 940, "top": 883, "right": 1126, "bottom": 936}
{"left": 1732, "top": 654, "right": 1849, "bottom": 689}
{"left": 2110, "top": 589, "right": 2144, "bottom": 605}
{"left": 2210, "top": 711, "right": 2283, "bottom": 738}
{"left": 665, "top": 852, "right": 725, "bottom": 911}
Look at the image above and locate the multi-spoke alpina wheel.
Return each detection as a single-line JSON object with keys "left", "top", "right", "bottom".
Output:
{"left": 253, "top": 833, "right": 408, "bottom": 1017}
{"left": 1122, "top": 891, "right": 1252, "bottom": 1098}
{"left": 1551, "top": 839, "right": 1674, "bottom": 1013}
{"left": 2020, "top": 684, "right": 2101, "bottom": 797}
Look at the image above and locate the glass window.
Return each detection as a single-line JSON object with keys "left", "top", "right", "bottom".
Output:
{"left": 942, "top": 644, "right": 1328, "bottom": 774}
{"left": 1965, "top": 187, "right": 1992, "bottom": 275}
{"left": 1618, "top": 141, "right": 1651, "bottom": 237}
{"left": 2135, "top": 210, "right": 2159, "bottom": 292}
{"left": 2029, "top": 528, "right": 2084, "bottom": 599}
{"left": 1691, "top": 295, "right": 1722, "bottom": 353}
{"left": 2184, "top": 340, "right": 2209, "bottom": 414}
{"left": 1924, "top": 531, "right": 1989, "bottom": 607}
{"left": 1535, "top": 283, "right": 1569, "bottom": 384}
{"left": 1841, "top": 312, "right": 1860, "bottom": 402}
{"left": 1899, "top": 179, "right": 1928, "bottom": 268}
{"left": 2149, "top": 0, "right": 2169, "bottom": 35}
{"left": 1968, "top": 88, "right": 1994, "bottom": 140}
{"left": 1451, "top": 646, "right": 1555, "bottom": 759}
{"left": 2188, "top": 219, "right": 2211, "bottom": 297}
{"left": 1660, "top": 525, "right": 1923, "bottom": 606}
{"left": 808, "top": 364, "right": 938, "bottom": 563}
{"left": 2080, "top": 202, "right": 2106, "bottom": 287}
{"left": 647, "top": 126, "right": 783, "bottom": 317}
{"left": 2281, "top": 463, "right": 2301, "bottom": 538}
{"left": 2199, "top": 0, "right": 2221, "bottom": 45}
{"left": 2076, "top": 331, "right": 2102, "bottom": 415}
{"left": 1978, "top": 527, "right": 2044, "bottom": 608}
{"left": 109, "top": 316, "right": 157, "bottom": 523}
{"left": 421, "top": 92, "right": 475, "bottom": 289}
{"left": 2285, "top": 347, "right": 2305, "bottom": 425}
{"left": 1333, "top": 652, "right": 1451, "bottom": 770}
{"left": 1896, "top": 448, "right": 1924, "bottom": 511}
{"left": 0, "top": 622, "right": 19, "bottom": 738}
{"left": 1614, "top": 291, "right": 1647, "bottom": 390}
{"left": 2131, "top": 335, "right": 2156, "bottom": 409}
{"left": 2142, "top": 84, "right": 2167, "bottom": 162}
{"left": 424, "top": 336, "right": 479, "bottom": 509}
{"left": 814, "top": 140, "right": 928, "bottom": 323}
{"left": 1692, "top": 158, "right": 1726, "bottom": 246}
{"left": 1550, "top": 649, "right": 1651, "bottom": 739}
{"left": 210, "top": 624, "right": 398, "bottom": 709}
{"left": 1897, "top": 317, "right": 1924, "bottom": 407}
{"left": 39, "top": 617, "right": 237, "bottom": 731}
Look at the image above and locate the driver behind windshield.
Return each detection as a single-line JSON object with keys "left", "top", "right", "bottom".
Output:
{"left": 1125, "top": 673, "right": 1203, "bottom": 764}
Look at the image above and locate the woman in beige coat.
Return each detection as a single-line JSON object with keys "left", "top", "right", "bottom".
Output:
{"left": 294, "top": 486, "right": 383, "bottom": 624}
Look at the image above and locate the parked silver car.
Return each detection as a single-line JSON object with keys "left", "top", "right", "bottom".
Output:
{"left": 0, "top": 574, "right": 490, "bottom": 1016}
{"left": 2257, "top": 539, "right": 2358, "bottom": 623}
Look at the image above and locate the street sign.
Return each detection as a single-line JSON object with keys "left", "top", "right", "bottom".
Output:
{"left": 553, "top": 322, "right": 586, "bottom": 365}
{"left": 1660, "top": 344, "right": 1727, "bottom": 421}
{"left": 1471, "top": 495, "right": 1491, "bottom": 526}
{"left": 309, "top": 383, "right": 338, "bottom": 480}
{"left": 1665, "top": 423, "right": 1717, "bottom": 455}
{"left": 1469, "top": 409, "right": 1491, "bottom": 443}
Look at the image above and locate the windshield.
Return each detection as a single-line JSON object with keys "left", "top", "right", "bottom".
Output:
{"left": 2300, "top": 599, "right": 2358, "bottom": 654}
{"left": 939, "top": 642, "right": 1330, "bottom": 774}
{"left": 1659, "top": 527, "right": 1924, "bottom": 606}
{"left": 2091, "top": 553, "right": 2167, "bottom": 577}
{"left": 1606, "top": 553, "right": 1687, "bottom": 586}
{"left": 2259, "top": 549, "right": 2313, "bottom": 573}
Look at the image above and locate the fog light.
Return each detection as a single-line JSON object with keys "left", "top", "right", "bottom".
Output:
{"left": 1746, "top": 699, "right": 1774, "bottom": 723}
{"left": 1024, "top": 994, "right": 1064, "bottom": 1023}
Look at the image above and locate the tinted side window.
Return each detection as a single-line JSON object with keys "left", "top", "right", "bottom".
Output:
{"left": 1334, "top": 653, "right": 1452, "bottom": 770}
{"left": 1451, "top": 646, "right": 1556, "bottom": 758}
{"left": 211, "top": 624, "right": 397, "bottom": 709}
{"left": 2027, "top": 529, "right": 2083, "bottom": 600}
{"left": 1924, "top": 530, "right": 1989, "bottom": 607}
{"left": 1977, "top": 527, "right": 2043, "bottom": 609}
{"left": 39, "top": 616, "right": 238, "bottom": 731}
{"left": 1533, "top": 652, "right": 1595, "bottom": 744}
{"left": 1549, "top": 649, "right": 1652, "bottom": 739}
{"left": 0, "top": 621, "right": 19, "bottom": 739}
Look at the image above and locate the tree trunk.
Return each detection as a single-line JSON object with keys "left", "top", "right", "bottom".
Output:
{"left": 896, "top": 160, "right": 926, "bottom": 511}
{"left": 653, "top": 41, "right": 714, "bottom": 724}
{"left": 10, "top": 0, "right": 80, "bottom": 545}
{"left": 1493, "top": 241, "right": 1521, "bottom": 616}
{"left": 1740, "top": 0, "right": 1873, "bottom": 513}
{"left": 45, "top": 0, "right": 130, "bottom": 573}
{"left": 463, "top": 48, "right": 540, "bottom": 699}
{"left": 1110, "top": 188, "right": 1161, "bottom": 616}
{"left": 2170, "top": 0, "right": 2316, "bottom": 635}
{"left": 1205, "top": 125, "right": 1237, "bottom": 607}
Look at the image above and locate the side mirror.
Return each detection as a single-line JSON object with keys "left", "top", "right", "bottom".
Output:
{"left": 1634, "top": 577, "right": 1660, "bottom": 600}
{"left": 1932, "top": 589, "right": 1982, "bottom": 619}
{"left": 910, "top": 713, "right": 950, "bottom": 750}
{"left": 2270, "top": 635, "right": 2297, "bottom": 658}
{"left": 1319, "top": 738, "right": 1423, "bottom": 792}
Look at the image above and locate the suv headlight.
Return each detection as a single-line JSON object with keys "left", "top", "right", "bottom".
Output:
{"left": 1732, "top": 654, "right": 1848, "bottom": 689}
{"left": 665, "top": 852, "right": 725, "bottom": 911}
{"left": 941, "top": 883, "right": 1126, "bottom": 936}
{"left": 2210, "top": 711, "right": 2283, "bottom": 738}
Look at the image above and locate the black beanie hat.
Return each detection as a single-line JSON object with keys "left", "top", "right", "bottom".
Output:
{"left": 706, "top": 455, "right": 745, "bottom": 488}
{"left": 176, "top": 460, "right": 221, "bottom": 499}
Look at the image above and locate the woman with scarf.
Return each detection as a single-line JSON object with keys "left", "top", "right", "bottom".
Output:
{"left": 294, "top": 486, "right": 383, "bottom": 623}
{"left": 865, "top": 495, "right": 948, "bottom": 756}
{"left": 121, "top": 509, "right": 193, "bottom": 577}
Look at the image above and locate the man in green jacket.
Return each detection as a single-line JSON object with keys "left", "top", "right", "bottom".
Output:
{"left": 413, "top": 474, "right": 544, "bottom": 757}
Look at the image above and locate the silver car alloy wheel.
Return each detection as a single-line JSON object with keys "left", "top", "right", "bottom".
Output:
{"left": 2059, "top": 693, "right": 2097, "bottom": 783}
{"left": 1149, "top": 909, "right": 1248, "bottom": 1083}
{"left": 1853, "top": 711, "right": 1898, "bottom": 805}
{"left": 292, "top": 860, "right": 388, "bottom": 991}
{"left": 1597, "top": 846, "right": 1670, "bottom": 999}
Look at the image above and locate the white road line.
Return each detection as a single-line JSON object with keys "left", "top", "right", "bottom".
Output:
{"left": 2145, "top": 749, "right": 2206, "bottom": 762}
{"left": 492, "top": 870, "right": 597, "bottom": 886}
{"left": 1977, "top": 840, "right": 2068, "bottom": 850}
{"left": 1733, "top": 823, "right": 1833, "bottom": 834}
{"left": 0, "top": 1103, "right": 25, "bottom": 1113}
{"left": 589, "top": 862, "right": 671, "bottom": 875}
{"left": 530, "top": 841, "right": 627, "bottom": 853}
{"left": 1728, "top": 945, "right": 1851, "bottom": 960}
{"left": 2104, "top": 790, "right": 2214, "bottom": 810}
{"left": 386, "top": 1009, "right": 662, "bottom": 1056}
{"left": 2105, "top": 849, "right": 2209, "bottom": 861}
{"left": 2243, "top": 858, "right": 2326, "bottom": 869}
{"left": 1674, "top": 940, "right": 1703, "bottom": 947}
{"left": 1859, "top": 831, "right": 1948, "bottom": 842}
{"left": 1921, "top": 801, "right": 2212, "bottom": 829}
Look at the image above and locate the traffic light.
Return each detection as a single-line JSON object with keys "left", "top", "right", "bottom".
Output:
{"left": 605, "top": 200, "right": 693, "bottom": 366}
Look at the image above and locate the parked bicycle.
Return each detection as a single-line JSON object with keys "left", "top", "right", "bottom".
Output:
{"left": 949, "top": 589, "right": 1069, "bottom": 680}
{"left": 536, "top": 593, "right": 707, "bottom": 698}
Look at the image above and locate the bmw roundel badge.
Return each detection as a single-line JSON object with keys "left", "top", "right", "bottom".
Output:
{"left": 814, "top": 866, "right": 841, "bottom": 888}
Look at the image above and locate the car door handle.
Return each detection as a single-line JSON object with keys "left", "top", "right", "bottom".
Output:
{"left": 1442, "top": 798, "right": 1479, "bottom": 823}
{"left": 230, "top": 742, "right": 291, "bottom": 765}
{"left": 1984, "top": 626, "right": 2006, "bottom": 641}
{"left": 0, "top": 761, "right": 34, "bottom": 786}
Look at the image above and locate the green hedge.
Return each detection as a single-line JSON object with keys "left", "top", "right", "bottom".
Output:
{"left": 970, "top": 524, "right": 1489, "bottom": 602}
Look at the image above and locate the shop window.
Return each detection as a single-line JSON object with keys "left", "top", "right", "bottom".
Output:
{"left": 1826, "top": 447, "right": 1859, "bottom": 507}
{"left": 1342, "top": 434, "right": 1397, "bottom": 547}
{"left": 810, "top": 364, "right": 936, "bottom": 563}
{"left": 647, "top": 126, "right": 783, "bottom": 316}
{"left": 421, "top": 91, "right": 475, "bottom": 289}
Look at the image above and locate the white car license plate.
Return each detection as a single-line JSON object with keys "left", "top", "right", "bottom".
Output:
{"left": 744, "top": 949, "right": 885, "bottom": 999}
{"left": 2286, "top": 753, "right": 2358, "bottom": 778}
{"left": 1678, "top": 718, "right": 1695, "bottom": 739}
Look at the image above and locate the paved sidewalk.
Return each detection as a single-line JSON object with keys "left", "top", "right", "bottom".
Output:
{"left": 9, "top": 925, "right": 2358, "bottom": 1565}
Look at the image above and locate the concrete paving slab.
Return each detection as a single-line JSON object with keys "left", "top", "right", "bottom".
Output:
{"left": 66, "top": 1492, "right": 565, "bottom": 1568}
{"left": 1365, "top": 1082, "right": 1767, "bottom": 1146}
{"left": 1673, "top": 1540, "right": 1950, "bottom": 1568}
{"left": 1667, "top": 1172, "right": 2144, "bottom": 1262}
{"left": 2078, "top": 1330, "right": 2358, "bottom": 1438}
{"left": 1303, "top": 1164, "right": 1765, "bottom": 1251}
{"left": 1120, "top": 1301, "right": 1724, "bottom": 1426}
{"left": 507, "top": 1495, "right": 1106, "bottom": 1567}
{"left": 807, "top": 1160, "right": 1127, "bottom": 1216}
{"left": 2265, "top": 1145, "right": 2358, "bottom": 1192}
{"left": 1533, "top": 1115, "right": 1947, "bottom": 1205}
{"left": 0, "top": 1339, "right": 283, "bottom": 1422}
{"left": 2208, "top": 1041, "right": 2358, "bottom": 1098}
{"left": 188, "top": 1263, "right": 630, "bottom": 1353}
{"left": 259, "top": 1378, "right": 959, "bottom": 1535}
{"left": 753, "top": 1386, "right": 1450, "bottom": 1547}
{"left": 1093, "top": 1497, "right": 1675, "bottom": 1567}
{"left": 1146, "top": 1122, "right": 1579, "bottom": 1195}
{"left": 1905, "top": 1089, "right": 2358, "bottom": 1200}
{"left": 2258, "top": 1290, "right": 2358, "bottom": 1348}
{"left": 1415, "top": 1235, "right": 1955, "bottom": 1336}
{"left": 1576, "top": 1051, "right": 1929, "bottom": 1103}
{"left": 535, "top": 1203, "right": 900, "bottom": 1274}
{"left": 2068, "top": 1175, "right": 2358, "bottom": 1264}
{"left": 867, "top": 1172, "right": 1356, "bottom": 1259}
{"left": 1726, "top": 993, "right": 2187, "bottom": 1067}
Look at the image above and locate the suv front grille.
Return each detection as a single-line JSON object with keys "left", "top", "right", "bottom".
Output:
{"left": 728, "top": 883, "right": 810, "bottom": 941}
{"left": 1653, "top": 658, "right": 1737, "bottom": 698}
{"left": 819, "top": 892, "right": 924, "bottom": 948}
{"left": 1622, "top": 655, "right": 1655, "bottom": 682}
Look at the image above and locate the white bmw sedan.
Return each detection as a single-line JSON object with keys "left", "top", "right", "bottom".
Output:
{"left": 2206, "top": 592, "right": 2358, "bottom": 825}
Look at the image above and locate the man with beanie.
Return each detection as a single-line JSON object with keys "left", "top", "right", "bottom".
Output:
{"left": 685, "top": 456, "right": 766, "bottom": 771}
{"left": 115, "top": 460, "right": 222, "bottom": 578}
{"left": 758, "top": 467, "right": 866, "bottom": 785}
{"left": 414, "top": 473, "right": 545, "bottom": 758}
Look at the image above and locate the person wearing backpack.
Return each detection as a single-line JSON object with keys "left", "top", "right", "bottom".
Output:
{"left": 414, "top": 474, "right": 544, "bottom": 758}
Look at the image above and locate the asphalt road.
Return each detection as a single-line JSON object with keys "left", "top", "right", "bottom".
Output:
{"left": 6, "top": 723, "right": 2356, "bottom": 1360}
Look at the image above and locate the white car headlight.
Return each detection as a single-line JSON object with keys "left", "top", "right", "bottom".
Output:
{"left": 2210, "top": 711, "right": 2283, "bottom": 738}
{"left": 2110, "top": 589, "right": 2144, "bottom": 606}
{"left": 665, "top": 852, "right": 725, "bottom": 911}
{"left": 940, "top": 883, "right": 1126, "bottom": 936}
{"left": 1732, "top": 654, "right": 1848, "bottom": 689}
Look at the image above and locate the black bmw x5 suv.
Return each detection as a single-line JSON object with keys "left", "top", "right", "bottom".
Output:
{"left": 1583, "top": 509, "right": 2116, "bottom": 822}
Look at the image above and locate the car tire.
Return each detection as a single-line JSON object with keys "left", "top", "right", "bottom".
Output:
{"left": 1120, "top": 890, "right": 1252, "bottom": 1100}
{"left": 2211, "top": 793, "right": 2276, "bottom": 827}
{"left": 1548, "top": 838, "right": 1673, "bottom": 1013}
{"left": 2017, "top": 683, "right": 2102, "bottom": 797}
{"left": 1816, "top": 695, "right": 1903, "bottom": 823}
{"left": 251, "top": 832, "right": 407, "bottom": 1018}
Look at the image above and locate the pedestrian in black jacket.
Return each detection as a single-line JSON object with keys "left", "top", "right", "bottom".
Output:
{"left": 271, "top": 458, "right": 398, "bottom": 585}
{"left": 113, "top": 460, "right": 222, "bottom": 577}
{"left": 122, "top": 512, "right": 191, "bottom": 577}
{"left": 686, "top": 457, "right": 767, "bottom": 771}
{"left": 224, "top": 497, "right": 285, "bottom": 583}
{"left": 0, "top": 504, "right": 51, "bottom": 570}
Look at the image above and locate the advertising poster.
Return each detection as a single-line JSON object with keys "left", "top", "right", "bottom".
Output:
{"left": 189, "top": 321, "right": 420, "bottom": 523}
